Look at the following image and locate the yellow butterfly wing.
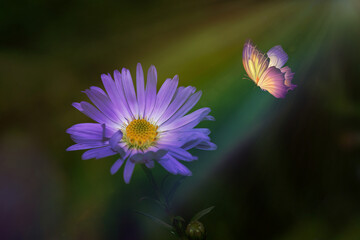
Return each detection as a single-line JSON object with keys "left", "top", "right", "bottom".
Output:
{"left": 242, "top": 40, "right": 269, "bottom": 84}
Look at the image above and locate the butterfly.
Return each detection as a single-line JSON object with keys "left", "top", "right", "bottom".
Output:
{"left": 242, "top": 40, "right": 296, "bottom": 98}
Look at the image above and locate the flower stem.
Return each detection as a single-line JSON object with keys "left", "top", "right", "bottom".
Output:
{"left": 140, "top": 165, "right": 172, "bottom": 215}
{"left": 141, "top": 165, "right": 193, "bottom": 240}
{"left": 141, "top": 165, "right": 161, "bottom": 200}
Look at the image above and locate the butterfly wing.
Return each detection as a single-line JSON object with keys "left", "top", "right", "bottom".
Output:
{"left": 242, "top": 40, "right": 269, "bottom": 84}
{"left": 267, "top": 45, "right": 288, "bottom": 69}
{"left": 257, "top": 66, "right": 287, "bottom": 98}
{"left": 281, "top": 66, "right": 296, "bottom": 90}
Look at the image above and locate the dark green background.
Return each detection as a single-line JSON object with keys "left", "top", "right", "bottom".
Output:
{"left": 1, "top": 0, "right": 359, "bottom": 239}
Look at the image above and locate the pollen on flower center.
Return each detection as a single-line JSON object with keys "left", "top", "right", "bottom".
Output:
{"left": 123, "top": 119, "right": 158, "bottom": 150}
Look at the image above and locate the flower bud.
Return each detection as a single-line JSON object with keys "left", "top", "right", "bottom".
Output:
{"left": 185, "top": 220, "right": 206, "bottom": 240}
{"left": 172, "top": 216, "right": 186, "bottom": 237}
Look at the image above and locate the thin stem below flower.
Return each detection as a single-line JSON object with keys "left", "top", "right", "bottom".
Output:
{"left": 140, "top": 164, "right": 172, "bottom": 216}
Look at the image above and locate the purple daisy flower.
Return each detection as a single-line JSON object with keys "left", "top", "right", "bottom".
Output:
{"left": 67, "top": 63, "right": 216, "bottom": 183}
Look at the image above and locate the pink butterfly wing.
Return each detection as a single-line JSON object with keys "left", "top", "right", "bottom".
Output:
{"left": 242, "top": 40, "right": 269, "bottom": 84}
{"left": 257, "top": 66, "right": 287, "bottom": 98}
{"left": 267, "top": 45, "right": 288, "bottom": 69}
{"left": 281, "top": 66, "right": 296, "bottom": 90}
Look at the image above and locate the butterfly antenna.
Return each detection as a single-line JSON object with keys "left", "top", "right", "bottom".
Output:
{"left": 243, "top": 74, "right": 251, "bottom": 82}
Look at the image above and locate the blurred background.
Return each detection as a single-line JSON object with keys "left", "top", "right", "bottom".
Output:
{"left": 1, "top": 0, "right": 359, "bottom": 239}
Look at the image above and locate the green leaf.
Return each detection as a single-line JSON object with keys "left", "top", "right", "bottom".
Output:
{"left": 191, "top": 206, "right": 215, "bottom": 221}
{"left": 135, "top": 211, "right": 174, "bottom": 231}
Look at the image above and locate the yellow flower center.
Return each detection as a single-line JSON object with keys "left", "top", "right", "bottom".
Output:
{"left": 123, "top": 119, "right": 158, "bottom": 150}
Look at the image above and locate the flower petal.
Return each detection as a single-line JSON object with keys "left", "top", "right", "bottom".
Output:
{"left": 150, "top": 76, "right": 179, "bottom": 122}
{"left": 67, "top": 123, "right": 114, "bottom": 143}
{"left": 166, "top": 146, "right": 197, "bottom": 162}
{"left": 79, "top": 101, "right": 118, "bottom": 128}
{"left": 159, "top": 107, "right": 211, "bottom": 132}
{"left": 83, "top": 88, "right": 121, "bottom": 124}
{"left": 144, "top": 65, "right": 157, "bottom": 118}
{"left": 145, "top": 160, "right": 154, "bottom": 168}
{"left": 81, "top": 146, "right": 116, "bottom": 160}
{"left": 157, "top": 130, "right": 210, "bottom": 148}
{"left": 123, "top": 158, "right": 136, "bottom": 184}
{"left": 67, "top": 143, "right": 106, "bottom": 151}
{"left": 101, "top": 73, "right": 128, "bottom": 123}
{"left": 203, "top": 115, "right": 215, "bottom": 121}
{"left": 161, "top": 91, "right": 202, "bottom": 126}
{"left": 130, "top": 148, "right": 168, "bottom": 164}
{"left": 73, "top": 101, "right": 115, "bottom": 128}
{"left": 114, "top": 69, "right": 134, "bottom": 121}
{"left": 158, "top": 155, "right": 192, "bottom": 176}
{"left": 181, "top": 138, "right": 203, "bottom": 150}
{"left": 111, "top": 158, "right": 125, "bottom": 175}
{"left": 67, "top": 123, "right": 111, "bottom": 136}
{"left": 136, "top": 63, "right": 146, "bottom": 118}
{"left": 195, "top": 141, "right": 217, "bottom": 150}
{"left": 122, "top": 68, "right": 139, "bottom": 118}
{"left": 72, "top": 102, "right": 82, "bottom": 111}
{"left": 157, "top": 86, "right": 195, "bottom": 125}
{"left": 109, "top": 130, "right": 126, "bottom": 157}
